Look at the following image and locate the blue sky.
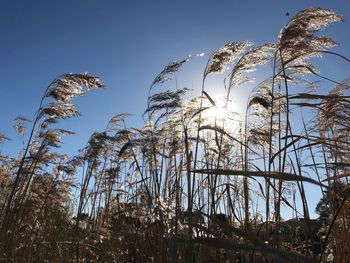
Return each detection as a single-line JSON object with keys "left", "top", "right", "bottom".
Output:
{"left": 1, "top": 0, "right": 349, "bottom": 153}
{"left": 1, "top": 1, "right": 349, "bottom": 218}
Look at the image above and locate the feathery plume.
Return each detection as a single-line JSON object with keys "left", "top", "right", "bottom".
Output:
{"left": 151, "top": 59, "right": 188, "bottom": 87}
{"left": 228, "top": 44, "right": 275, "bottom": 88}
{"left": 279, "top": 8, "right": 342, "bottom": 62}
{"left": 45, "top": 73, "right": 104, "bottom": 103}
{"left": 204, "top": 41, "right": 252, "bottom": 78}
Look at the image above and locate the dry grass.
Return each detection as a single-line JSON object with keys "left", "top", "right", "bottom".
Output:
{"left": 0, "top": 7, "right": 349, "bottom": 263}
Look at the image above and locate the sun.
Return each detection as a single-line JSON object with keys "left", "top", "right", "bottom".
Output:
{"left": 205, "top": 104, "right": 229, "bottom": 121}
{"left": 202, "top": 96, "right": 241, "bottom": 125}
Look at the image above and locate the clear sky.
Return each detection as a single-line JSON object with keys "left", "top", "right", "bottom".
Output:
{"left": 1, "top": 0, "right": 349, "bottom": 218}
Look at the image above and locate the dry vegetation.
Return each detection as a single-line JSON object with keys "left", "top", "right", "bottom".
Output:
{"left": 1, "top": 7, "right": 350, "bottom": 263}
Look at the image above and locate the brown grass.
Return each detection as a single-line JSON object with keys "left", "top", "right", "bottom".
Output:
{"left": 0, "top": 7, "right": 349, "bottom": 263}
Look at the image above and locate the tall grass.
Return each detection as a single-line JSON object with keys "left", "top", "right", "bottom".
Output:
{"left": 0, "top": 7, "right": 349, "bottom": 262}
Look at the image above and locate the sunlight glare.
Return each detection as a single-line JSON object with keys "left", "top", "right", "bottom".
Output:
{"left": 202, "top": 97, "right": 240, "bottom": 124}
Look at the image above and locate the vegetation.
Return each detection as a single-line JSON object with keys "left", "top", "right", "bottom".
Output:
{"left": 0, "top": 7, "right": 349, "bottom": 262}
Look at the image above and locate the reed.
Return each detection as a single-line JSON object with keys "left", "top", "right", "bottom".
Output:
{"left": 0, "top": 7, "right": 349, "bottom": 262}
